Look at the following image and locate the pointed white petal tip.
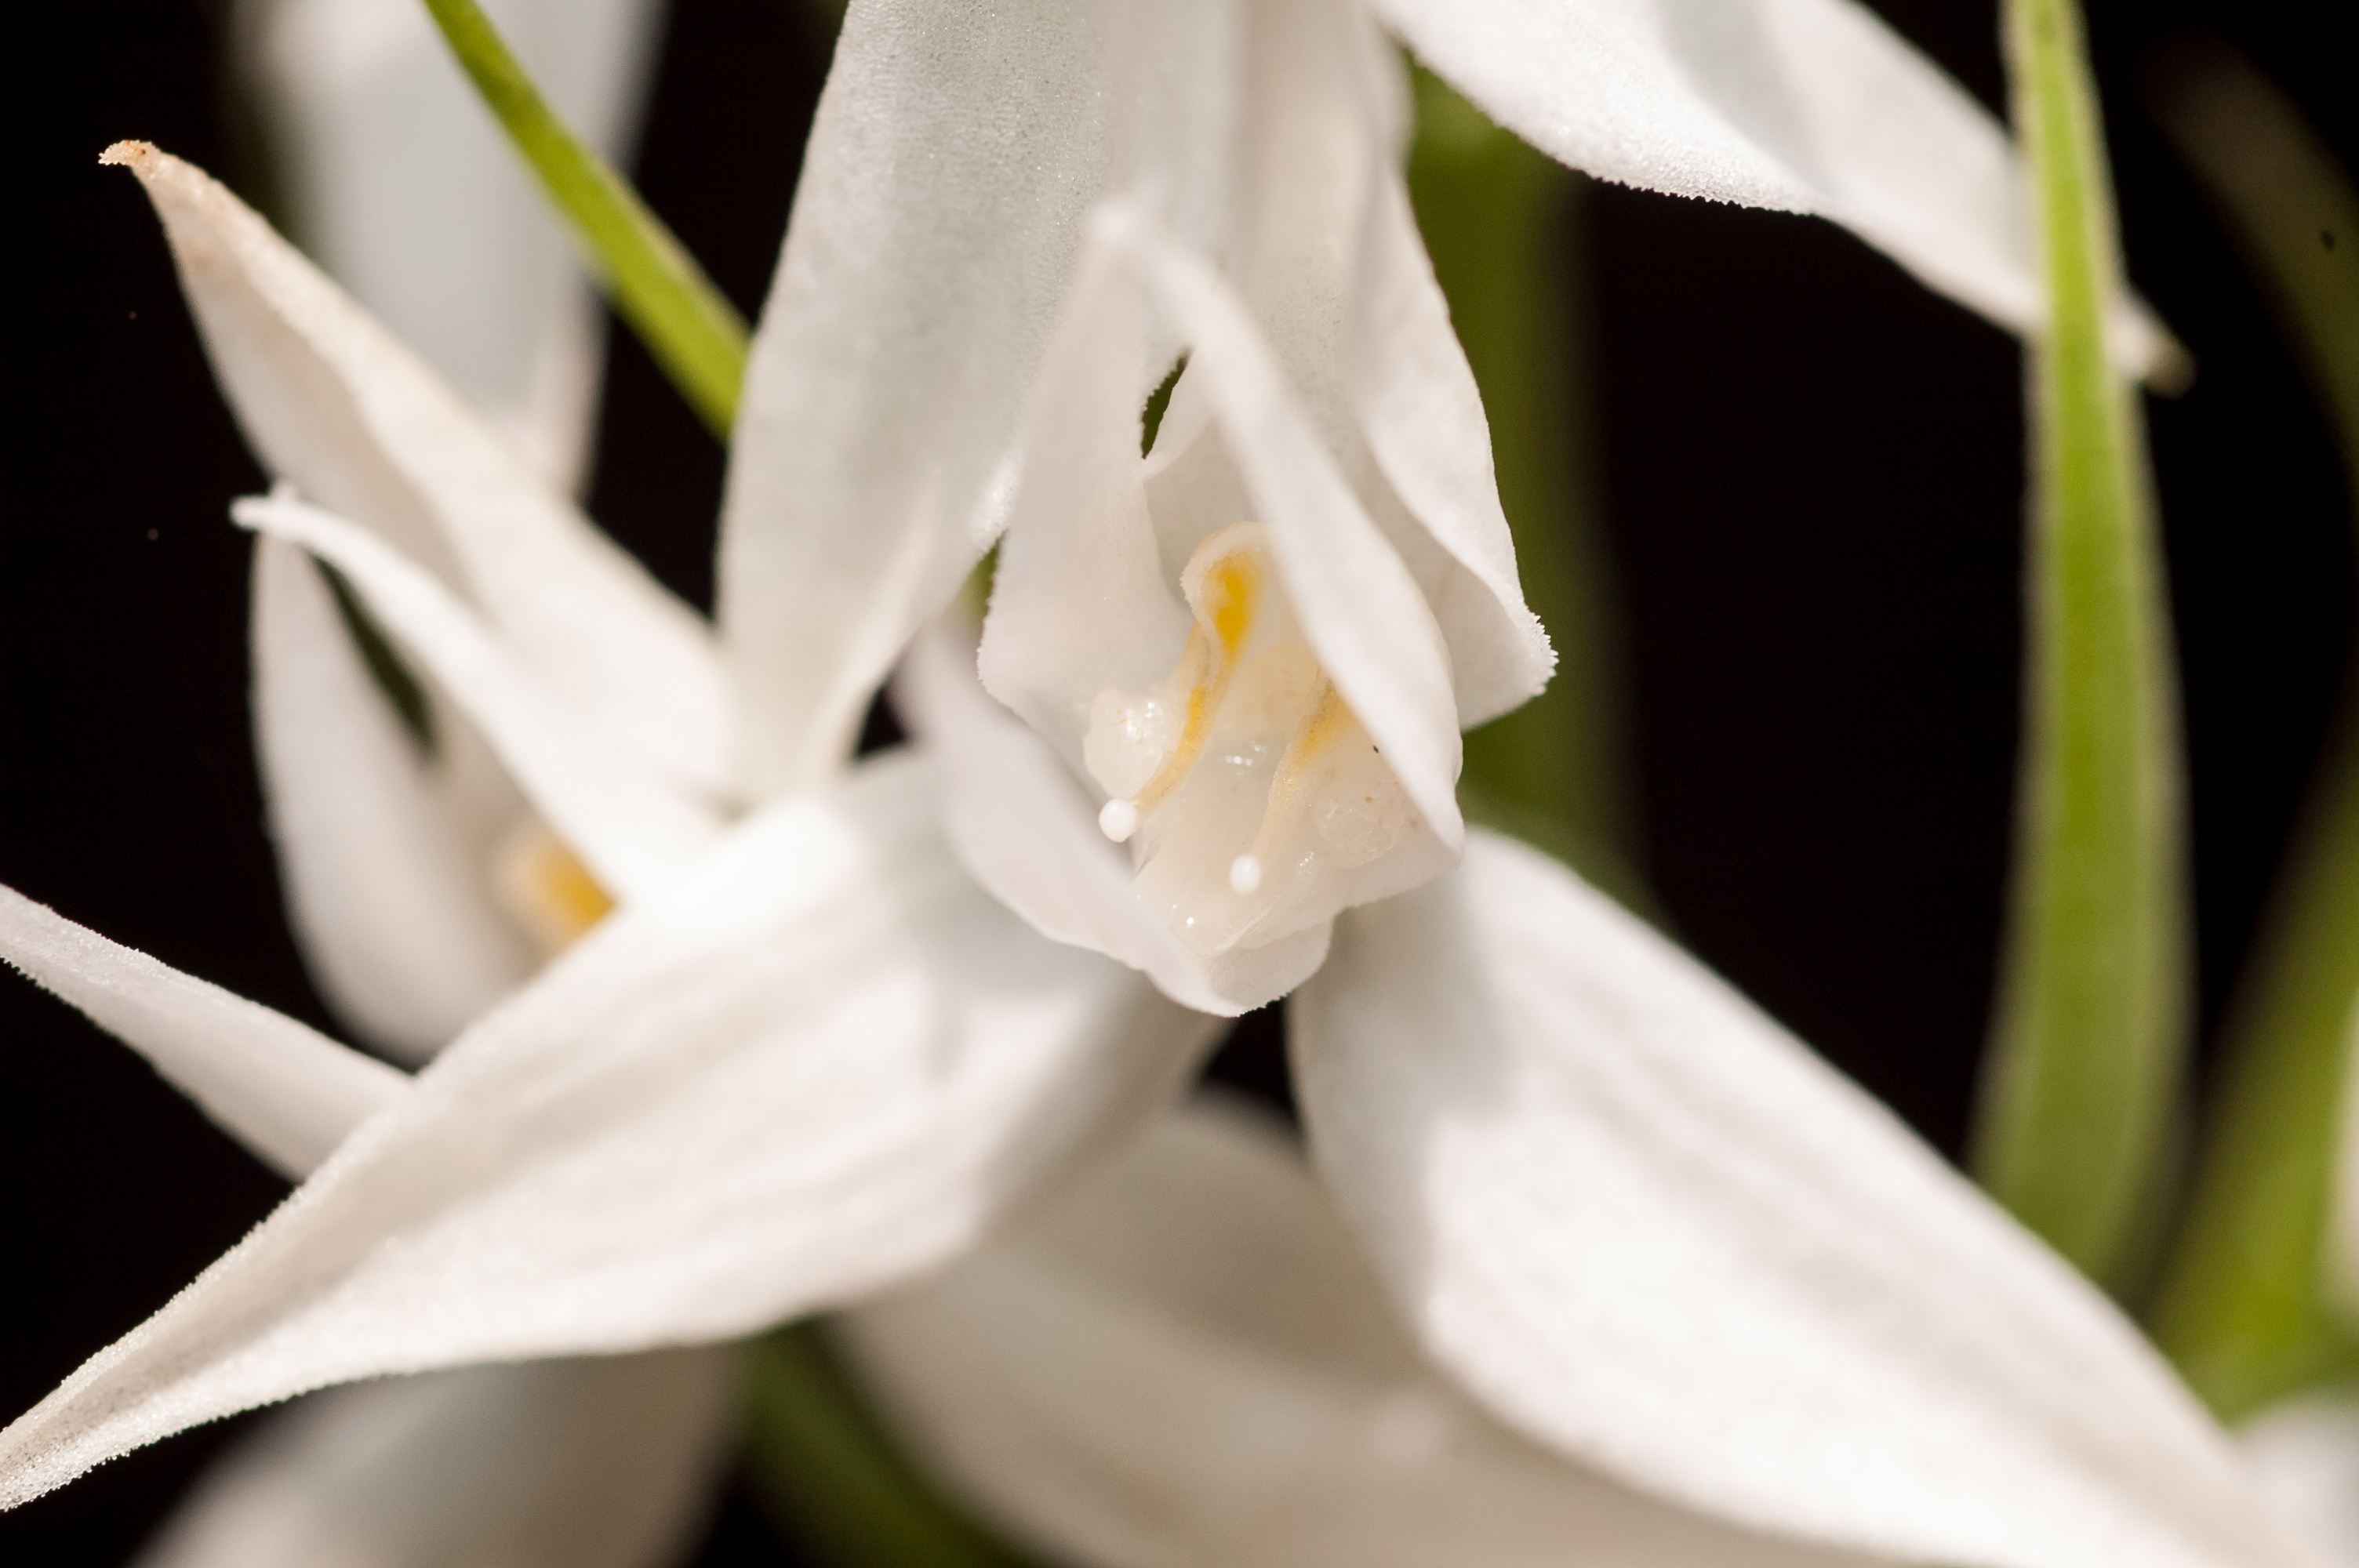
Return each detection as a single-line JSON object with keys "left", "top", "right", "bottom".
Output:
{"left": 100, "top": 140, "right": 155, "bottom": 170}
{"left": 1098, "top": 798, "right": 1140, "bottom": 843}
{"left": 1228, "top": 854, "right": 1262, "bottom": 896}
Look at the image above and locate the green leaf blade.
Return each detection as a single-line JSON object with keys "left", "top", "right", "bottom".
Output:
{"left": 1972, "top": 0, "right": 2190, "bottom": 1287}
{"left": 420, "top": 0, "right": 750, "bottom": 437}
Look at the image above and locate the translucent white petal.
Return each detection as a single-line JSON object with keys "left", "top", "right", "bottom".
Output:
{"left": 1292, "top": 829, "right": 2317, "bottom": 1568}
{"left": 103, "top": 141, "right": 733, "bottom": 799}
{"left": 0, "top": 753, "right": 1219, "bottom": 1509}
{"left": 237, "top": 495, "right": 725, "bottom": 902}
{"left": 841, "top": 1097, "right": 1874, "bottom": 1568}
{"left": 2237, "top": 1391, "right": 2359, "bottom": 1563}
{"left": 1370, "top": 0, "right": 2173, "bottom": 379}
{"left": 135, "top": 1349, "right": 732, "bottom": 1568}
{"left": 717, "top": 0, "right": 1242, "bottom": 794}
{"left": 902, "top": 629, "right": 1309, "bottom": 1015}
{"left": 1098, "top": 203, "right": 1464, "bottom": 852}
{"left": 0, "top": 884, "right": 405, "bottom": 1181}
{"left": 234, "top": 0, "right": 665, "bottom": 490}
{"left": 252, "top": 536, "right": 535, "bottom": 1063}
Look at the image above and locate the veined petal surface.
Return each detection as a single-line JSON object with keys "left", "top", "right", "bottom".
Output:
{"left": 0, "top": 885, "right": 405, "bottom": 1181}
{"left": 1372, "top": 0, "right": 2173, "bottom": 378}
{"left": 253, "top": 535, "right": 535, "bottom": 1062}
{"left": 841, "top": 1097, "right": 1873, "bottom": 1568}
{"left": 718, "top": 0, "right": 1241, "bottom": 793}
{"left": 104, "top": 141, "right": 732, "bottom": 798}
{"left": 0, "top": 753, "right": 1218, "bottom": 1509}
{"left": 236, "top": 0, "right": 666, "bottom": 490}
{"left": 135, "top": 1349, "right": 733, "bottom": 1568}
{"left": 1292, "top": 829, "right": 2317, "bottom": 1568}
{"left": 238, "top": 495, "right": 723, "bottom": 902}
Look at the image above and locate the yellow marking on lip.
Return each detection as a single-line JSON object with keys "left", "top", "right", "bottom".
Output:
{"left": 1116, "top": 533, "right": 1270, "bottom": 826}
{"left": 493, "top": 818, "right": 616, "bottom": 955}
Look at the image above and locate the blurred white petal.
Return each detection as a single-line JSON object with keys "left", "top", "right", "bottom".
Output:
{"left": 1371, "top": 0, "right": 2172, "bottom": 378}
{"left": 238, "top": 495, "right": 724, "bottom": 902}
{"left": 0, "top": 884, "right": 404, "bottom": 1181}
{"left": 136, "top": 1349, "right": 733, "bottom": 1568}
{"left": 1294, "top": 829, "right": 2317, "bottom": 1568}
{"left": 235, "top": 0, "right": 666, "bottom": 490}
{"left": 104, "top": 141, "right": 732, "bottom": 800}
{"left": 842, "top": 1097, "right": 1874, "bottom": 1568}
{"left": 253, "top": 535, "right": 536, "bottom": 1062}
{"left": 2239, "top": 1392, "right": 2359, "bottom": 1563}
{"left": 718, "top": 0, "right": 1241, "bottom": 794}
{"left": 0, "top": 753, "right": 1217, "bottom": 1509}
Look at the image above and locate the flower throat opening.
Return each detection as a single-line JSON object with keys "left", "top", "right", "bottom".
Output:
{"left": 1082, "top": 523, "right": 1419, "bottom": 954}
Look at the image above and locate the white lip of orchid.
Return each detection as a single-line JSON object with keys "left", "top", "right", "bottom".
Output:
{"left": 1081, "top": 523, "right": 1423, "bottom": 960}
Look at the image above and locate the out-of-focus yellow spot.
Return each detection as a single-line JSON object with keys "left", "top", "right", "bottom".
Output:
{"left": 493, "top": 818, "right": 615, "bottom": 956}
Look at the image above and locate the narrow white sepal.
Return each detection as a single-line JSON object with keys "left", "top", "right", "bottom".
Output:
{"left": 0, "top": 884, "right": 404, "bottom": 1181}
{"left": 103, "top": 140, "right": 736, "bottom": 798}
{"left": 1369, "top": 0, "right": 2175, "bottom": 381}
{"left": 252, "top": 535, "right": 535, "bottom": 1062}
{"left": 1293, "top": 830, "right": 2318, "bottom": 1568}
{"left": 236, "top": 494, "right": 725, "bottom": 902}
{"left": 0, "top": 754, "right": 1217, "bottom": 1509}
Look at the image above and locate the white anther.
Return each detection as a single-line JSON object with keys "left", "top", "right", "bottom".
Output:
{"left": 1100, "top": 798, "right": 1141, "bottom": 843}
{"left": 1228, "top": 853, "right": 1263, "bottom": 895}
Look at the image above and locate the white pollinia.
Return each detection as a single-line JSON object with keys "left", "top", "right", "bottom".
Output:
{"left": 0, "top": 4, "right": 2303, "bottom": 1568}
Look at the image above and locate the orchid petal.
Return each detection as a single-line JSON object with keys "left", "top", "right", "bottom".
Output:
{"left": 0, "top": 753, "right": 1219, "bottom": 1509}
{"left": 134, "top": 1349, "right": 732, "bottom": 1568}
{"left": 1369, "top": 0, "right": 2173, "bottom": 379}
{"left": 716, "top": 0, "right": 1242, "bottom": 795}
{"left": 2237, "top": 1392, "right": 2359, "bottom": 1562}
{"left": 902, "top": 628, "right": 1316, "bottom": 1016}
{"left": 841, "top": 1097, "right": 1869, "bottom": 1568}
{"left": 103, "top": 141, "right": 733, "bottom": 799}
{"left": 236, "top": 0, "right": 666, "bottom": 490}
{"left": 237, "top": 495, "right": 724, "bottom": 902}
{"left": 1292, "top": 829, "right": 2315, "bottom": 1568}
{"left": 1102, "top": 203, "right": 1464, "bottom": 851}
{"left": 0, "top": 885, "right": 404, "bottom": 1181}
{"left": 252, "top": 535, "right": 534, "bottom": 1062}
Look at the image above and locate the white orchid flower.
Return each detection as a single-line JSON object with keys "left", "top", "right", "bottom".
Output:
{"left": 0, "top": 7, "right": 2304, "bottom": 1568}
{"left": 234, "top": 0, "right": 667, "bottom": 488}
{"left": 2236, "top": 1392, "right": 2359, "bottom": 1563}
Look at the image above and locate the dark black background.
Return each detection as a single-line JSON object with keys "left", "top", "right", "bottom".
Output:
{"left": 1, "top": 0, "right": 2350, "bottom": 1562}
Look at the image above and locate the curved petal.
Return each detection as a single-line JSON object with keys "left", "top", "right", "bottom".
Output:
{"left": 238, "top": 495, "right": 724, "bottom": 902}
{"left": 0, "top": 753, "right": 1220, "bottom": 1510}
{"left": 716, "top": 0, "right": 1242, "bottom": 794}
{"left": 235, "top": 0, "right": 666, "bottom": 490}
{"left": 2237, "top": 1391, "right": 2359, "bottom": 1562}
{"left": 0, "top": 884, "right": 405, "bottom": 1181}
{"left": 1372, "top": 0, "right": 2172, "bottom": 379}
{"left": 253, "top": 535, "right": 536, "bottom": 1063}
{"left": 1292, "top": 829, "right": 2316, "bottom": 1568}
{"left": 1102, "top": 203, "right": 1464, "bottom": 851}
{"left": 902, "top": 627, "right": 1307, "bottom": 1016}
{"left": 134, "top": 1349, "right": 733, "bottom": 1568}
{"left": 841, "top": 1097, "right": 1870, "bottom": 1568}
{"left": 102, "top": 141, "right": 733, "bottom": 800}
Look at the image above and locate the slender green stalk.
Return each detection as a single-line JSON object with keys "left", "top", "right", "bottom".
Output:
{"left": 419, "top": 0, "right": 750, "bottom": 436}
{"left": 1971, "top": 0, "right": 2190, "bottom": 1286}
{"left": 740, "top": 1323, "right": 1038, "bottom": 1568}
{"left": 1406, "top": 70, "right": 1646, "bottom": 909}
{"left": 2143, "top": 39, "right": 2359, "bottom": 1419}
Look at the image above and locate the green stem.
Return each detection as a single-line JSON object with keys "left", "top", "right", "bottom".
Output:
{"left": 740, "top": 1323, "right": 1038, "bottom": 1568}
{"left": 1971, "top": 0, "right": 2190, "bottom": 1287}
{"left": 418, "top": 0, "right": 750, "bottom": 437}
{"left": 2143, "top": 38, "right": 2359, "bottom": 1419}
{"left": 1405, "top": 69, "right": 1646, "bottom": 909}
